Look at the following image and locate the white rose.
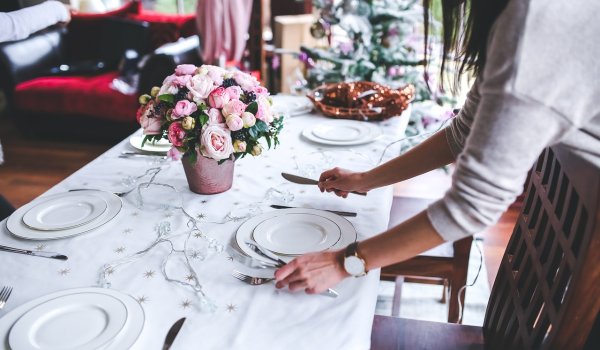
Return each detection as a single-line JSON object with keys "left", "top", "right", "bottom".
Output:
{"left": 186, "top": 74, "right": 215, "bottom": 102}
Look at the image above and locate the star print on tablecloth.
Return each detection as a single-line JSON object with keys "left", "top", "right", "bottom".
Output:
{"left": 58, "top": 268, "right": 70, "bottom": 276}
{"left": 136, "top": 295, "right": 149, "bottom": 304}
{"left": 114, "top": 246, "right": 126, "bottom": 254}
{"left": 193, "top": 231, "right": 205, "bottom": 239}
{"left": 122, "top": 228, "right": 133, "bottom": 235}
{"left": 196, "top": 213, "right": 206, "bottom": 221}
{"left": 143, "top": 270, "right": 155, "bottom": 278}
{"left": 181, "top": 299, "right": 192, "bottom": 309}
{"left": 131, "top": 212, "right": 140, "bottom": 217}
{"left": 189, "top": 250, "right": 202, "bottom": 259}
{"left": 201, "top": 200, "right": 208, "bottom": 204}
{"left": 226, "top": 303, "right": 237, "bottom": 313}
{"left": 233, "top": 202, "right": 240, "bottom": 206}
{"left": 185, "top": 274, "right": 195, "bottom": 282}
{"left": 106, "top": 267, "right": 116, "bottom": 276}
{"left": 35, "top": 244, "right": 46, "bottom": 251}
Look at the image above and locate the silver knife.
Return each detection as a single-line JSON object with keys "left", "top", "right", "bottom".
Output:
{"left": 120, "top": 151, "right": 167, "bottom": 160}
{"left": 162, "top": 317, "right": 186, "bottom": 350}
{"left": 281, "top": 173, "right": 367, "bottom": 196}
{"left": 270, "top": 205, "right": 357, "bottom": 217}
{"left": 245, "top": 242, "right": 339, "bottom": 298}
{"left": 0, "top": 245, "right": 68, "bottom": 260}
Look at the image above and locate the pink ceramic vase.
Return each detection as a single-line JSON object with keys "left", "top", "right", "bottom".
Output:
{"left": 182, "top": 153, "right": 234, "bottom": 194}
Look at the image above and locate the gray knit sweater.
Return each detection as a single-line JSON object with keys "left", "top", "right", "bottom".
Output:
{"left": 427, "top": 0, "right": 600, "bottom": 241}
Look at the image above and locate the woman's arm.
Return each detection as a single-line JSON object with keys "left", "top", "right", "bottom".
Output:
{"left": 0, "top": 1, "right": 70, "bottom": 43}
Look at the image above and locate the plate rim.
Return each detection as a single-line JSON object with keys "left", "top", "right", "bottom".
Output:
{"left": 8, "top": 292, "right": 128, "bottom": 350}
{"left": 6, "top": 190, "right": 123, "bottom": 240}
{"left": 312, "top": 124, "right": 368, "bottom": 142}
{"left": 302, "top": 120, "right": 382, "bottom": 146}
{"left": 0, "top": 287, "right": 144, "bottom": 350}
{"left": 21, "top": 194, "right": 108, "bottom": 231}
{"left": 252, "top": 213, "right": 342, "bottom": 256}
{"left": 235, "top": 208, "right": 357, "bottom": 264}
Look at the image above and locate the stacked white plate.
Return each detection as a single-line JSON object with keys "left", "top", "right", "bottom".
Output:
{"left": 129, "top": 135, "right": 172, "bottom": 153}
{"left": 236, "top": 208, "right": 357, "bottom": 263}
{"left": 271, "top": 95, "right": 313, "bottom": 117}
{"left": 0, "top": 287, "right": 144, "bottom": 350}
{"left": 6, "top": 190, "right": 122, "bottom": 240}
{"left": 302, "top": 119, "right": 382, "bottom": 146}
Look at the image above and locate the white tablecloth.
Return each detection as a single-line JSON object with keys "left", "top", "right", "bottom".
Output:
{"left": 0, "top": 103, "right": 408, "bottom": 350}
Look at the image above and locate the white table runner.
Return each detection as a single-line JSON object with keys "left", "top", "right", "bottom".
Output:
{"left": 0, "top": 104, "right": 408, "bottom": 350}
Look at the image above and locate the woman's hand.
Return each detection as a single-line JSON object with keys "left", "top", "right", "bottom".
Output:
{"left": 318, "top": 168, "right": 369, "bottom": 198}
{"left": 274, "top": 250, "right": 349, "bottom": 294}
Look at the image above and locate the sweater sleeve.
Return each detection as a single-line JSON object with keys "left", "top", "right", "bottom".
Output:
{"left": 444, "top": 77, "right": 482, "bottom": 158}
{"left": 0, "top": 1, "right": 69, "bottom": 43}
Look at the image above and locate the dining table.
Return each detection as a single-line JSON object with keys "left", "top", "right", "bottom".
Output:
{"left": 0, "top": 95, "right": 410, "bottom": 350}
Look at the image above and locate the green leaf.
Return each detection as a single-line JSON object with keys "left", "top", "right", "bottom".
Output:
{"left": 255, "top": 120, "right": 268, "bottom": 132}
{"left": 199, "top": 113, "right": 209, "bottom": 126}
{"left": 248, "top": 126, "right": 258, "bottom": 139}
{"left": 217, "top": 159, "right": 227, "bottom": 165}
{"left": 158, "top": 94, "right": 175, "bottom": 104}
{"left": 265, "top": 135, "right": 272, "bottom": 149}
{"left": 245, "top": 101, "right": 258, "bottom": 114}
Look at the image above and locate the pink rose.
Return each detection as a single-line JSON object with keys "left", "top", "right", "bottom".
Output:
{"left": 199, "top": 65, "right": 226, "bottom": 86}
{"left": 172, "top": 100, "right": 197, "bottom": 118}
{"left": 158, "top": 74, "right": 179, "bottom": 95}
{"left": 207, "top": 108, "right": 224, "bottom": 124}
{"left": 187, "top": 74, "right": 215, "bottom": 101}
{"left": 222, "top": 100, "right": 246, "bottom": 117}
{"left": 175, "top": 64, "right": 197, "bottom": 76}
{"left": 252, "top": 86, "right": 269, "bottom": 96}
{"left": 225, "top": 114, "right": 243, "bottom": 131}
{"left": 255, "top": 96, "right": 273, "bottom": 123}
{"left": 167, "top": 147, "right": 183, "bottom": 161}
{"left": 173, "top": 75, "right": 192, "bottom": 87}
{"left": 241, "top": 111, "right": 256, "bottom": 128}
{"left": 225, "top": 86, "right": 243, "bottom": 100}
{"left": 137, "top": 100, "right": 164, "bottom": 135}
{"left": 208, "top": 87, "right": 230, "bottom": 108}
{"left": 168, "top": 122, "right": 186, "bottom": 147}
{"left": 233, "top": 71, "right": 259, "bottom": 91}
{"left": 200, "top": 124, "right": 233, "bottom": 160}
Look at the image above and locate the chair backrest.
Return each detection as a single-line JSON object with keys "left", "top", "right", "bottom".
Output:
{"left": 483, "top": 147, "right": 600, "bottom": 349}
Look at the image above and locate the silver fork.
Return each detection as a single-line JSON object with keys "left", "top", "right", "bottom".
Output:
{"left": 0, "top": 286, "right": 13, "bottom": 310}
{"left": 232, "top": 270, "right": 274, "bottom": 285}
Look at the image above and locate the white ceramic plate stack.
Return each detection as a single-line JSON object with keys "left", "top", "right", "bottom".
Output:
{"left": 235, "top": 208, "right": 357, "bottom": 263}
{"left": 0, "top": 287, "right": 144, "bottom": 350}
{"left": 302, "top": 119, "right": 382, "bottom": 146}
{"left": 6, "top": 190, "right": 122, "bottom": 240}
{"left": 129, "top": 135, "right": 172, "bottom": 153}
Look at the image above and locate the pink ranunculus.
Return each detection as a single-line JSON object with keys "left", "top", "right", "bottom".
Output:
{"left": 207, "top": 108, "right": 224, "bottom": 124}
{"left": 241, "top": 111, "right": 256, "bottom": 128}
{"left": 225, "top": 86, "right": 243, "bottom": 100}
{"left": 167, "top": 147, "right": 183, "bottom": 161}
{"left": 255, "top": 95, "right": 274, "bottom": 123}
{"left": 173, "top": 75, "right": 192, "bottom": 87}
{"left": 186, "top": 74, "right": 215, "bottom": 101}
{"left": 252, "top": 86, "right": 269, "bottom": 96}
{"left": 172, "top": 100, "right": 198, "bottom": 118}
{"left": 168, "top": 122, "right": 187, "bottom": 147}
{"left": 233, "top": 71, "right": 259, "bottom": 91}
{"left": 222, "top": 100, "right": 246, "bottom": 117}
{"left": 158, "top": 74, "right": 179, "bottom": 95}
{"left": 208, "top": 87, "right": 230, "bottom": 108}
{"left": 175, "top": 64, "right": 197, "bottom": 76}
{"left": 225, "top": 114, "right": 243, "bottom": 131}
{"left": 140, "top": 115, "right": 163, "bottom": 135}
{"left": 200, "top": 124, "right": 233, "bottom": 161}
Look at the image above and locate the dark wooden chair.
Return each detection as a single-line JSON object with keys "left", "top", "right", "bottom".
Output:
{"left": 381, "top": 197, "right": 473, "bottom": 323}
{"left": 372, "top": 146, "right": 600, "bottom": 349}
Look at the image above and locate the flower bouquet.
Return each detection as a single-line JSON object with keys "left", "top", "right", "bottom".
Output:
{"left": 136, "top": 64, "right": 284, "bottom": 194}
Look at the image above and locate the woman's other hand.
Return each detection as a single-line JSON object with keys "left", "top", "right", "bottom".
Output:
{"left": 318, "top": 167, "right": 369, "bottom": 198}
{"left": 274, "top": 250, "right": 349, "bottom": 294}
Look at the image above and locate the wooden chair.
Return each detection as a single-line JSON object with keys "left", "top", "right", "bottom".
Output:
{"left": 380, "top": 197, "right": 473, "bottom": 323}
{"left": 372, "top": 146, "right": 600, "bottom": 349}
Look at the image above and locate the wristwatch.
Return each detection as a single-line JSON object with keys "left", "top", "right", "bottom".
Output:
{"left": 343, "top": 242, "right": 367, "bottom": 277}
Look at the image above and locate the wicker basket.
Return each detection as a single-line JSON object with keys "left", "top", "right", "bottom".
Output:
{"left": 307, "top": 81, "right": 415, "bottom": 121}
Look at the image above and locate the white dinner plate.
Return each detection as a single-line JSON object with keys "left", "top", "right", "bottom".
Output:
{"left": 236, "top": 208, "right": 356, "bottom": 264}
{"left": 22, "top": 194, "right": 108, "bottom": 231}
{"left": 9, "top": 292, "right": 128, "bottom": 350}
{"left": 129, "top": 135, "right": 171, "bottom": 153}
{"left": 271, "top": 95, "right": 313, "bottom": 117}
{"left": 6, "top": 190, "right": 122, "bottom": 240}
{"left": 0, "top": 288, "right": 144, "bottom": 350}
{"left": 302, "top": 120, "right": 382, "bottom": 146}
{"left": 252, "top": 213, "right": 342, "bottom": 256}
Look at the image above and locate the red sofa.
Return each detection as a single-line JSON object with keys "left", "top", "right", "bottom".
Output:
{"left": 0, "top": 1, "right": 199, "bottom": 141}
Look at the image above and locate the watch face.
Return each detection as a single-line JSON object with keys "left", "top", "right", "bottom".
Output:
{"left": 344, "top": 255, "right": 365, "bottom": 276}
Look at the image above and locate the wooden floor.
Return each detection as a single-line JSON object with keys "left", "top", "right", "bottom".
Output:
{"left": 0, "top": 113, "right": 513, "bottom": 288}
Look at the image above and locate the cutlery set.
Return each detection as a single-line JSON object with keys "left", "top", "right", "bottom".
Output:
{"left": 0, "top": 245, "right": 67, "bottom": 260}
